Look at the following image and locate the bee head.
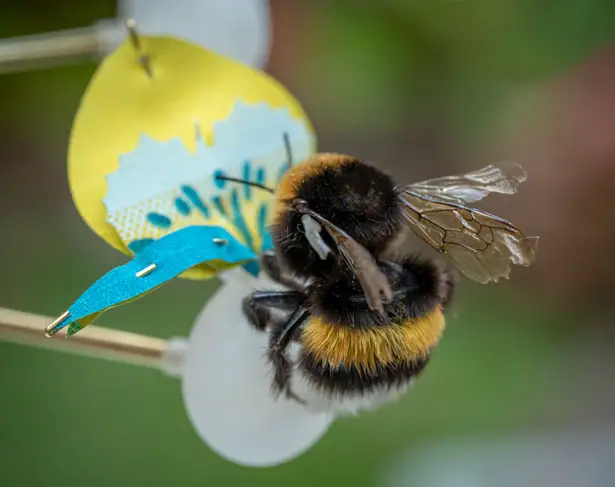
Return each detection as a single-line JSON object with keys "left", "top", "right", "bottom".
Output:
{"left": 271, "top": 154, "right": 403, "bottom": 278}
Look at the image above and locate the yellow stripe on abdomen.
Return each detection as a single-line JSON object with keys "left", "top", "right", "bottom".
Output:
{"left": 301, "top": 308, "right": 445, "bottom": 372}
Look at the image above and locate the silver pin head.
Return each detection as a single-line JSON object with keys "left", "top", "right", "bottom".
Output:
{"left": 136, "top": 263, "right": 157, "bottom": 278}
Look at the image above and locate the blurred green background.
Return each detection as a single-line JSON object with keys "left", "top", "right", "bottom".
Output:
{"left": 2, "top": 1, "right": 615, "bottom": 486}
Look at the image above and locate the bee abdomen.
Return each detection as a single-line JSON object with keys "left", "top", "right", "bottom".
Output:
{"left": 287, "top": 350, "right": 429, "bottom": 415}
{"left": 300, "top": 351, "right": 429, "bottom": 394}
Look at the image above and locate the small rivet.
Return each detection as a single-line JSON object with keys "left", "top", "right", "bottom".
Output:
{"left": 136, "top": 263, "right": 157, "bottom": 278}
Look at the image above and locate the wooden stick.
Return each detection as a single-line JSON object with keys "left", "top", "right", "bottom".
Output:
{"left": 0, "top": 23, "right": 116, "bottom": 74}
{"left": 0, "top": 307, "right": 166, "bottom": 370}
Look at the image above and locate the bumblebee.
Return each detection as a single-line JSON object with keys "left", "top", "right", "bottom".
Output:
{"left": 219, "top": 153, "right": 538, "bottom": 415}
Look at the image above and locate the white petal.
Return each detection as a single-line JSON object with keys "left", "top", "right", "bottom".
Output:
{"left": 118, "top": 0, "right": 272, "bottom": 68}
{"left": 181, "top": 269, "right": 334, "bottom": 467}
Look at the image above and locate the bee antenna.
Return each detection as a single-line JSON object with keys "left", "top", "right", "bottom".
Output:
{"left": 214, "top": 176, "right": 275, "bottom": 194}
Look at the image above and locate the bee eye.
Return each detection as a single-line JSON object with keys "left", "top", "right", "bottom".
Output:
{"left": 301, "top": 214, "right": 331, "bottom": 260}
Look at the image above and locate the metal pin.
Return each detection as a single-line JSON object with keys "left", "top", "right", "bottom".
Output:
{"left": 125, "top": 19, "right": 152, "bottom": 78}
{"left": 136, "top": 263, "right": 157, "bottom": 278}
{"left": 213, "top": 238, "right": 228, "bottom": 247}
{"left": 44, "top": 310, "right": 71, "bottom": 338}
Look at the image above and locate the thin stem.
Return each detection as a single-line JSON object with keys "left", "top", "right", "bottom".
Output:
{"left": 0, "top": 25, "right": 105, "bottom": 74}
{"left": 0, "top": 307, "right": 166, "bottom": 370}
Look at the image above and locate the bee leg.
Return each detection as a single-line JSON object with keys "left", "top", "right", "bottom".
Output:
{"left": 268, "top": 302, "right": 309, "bottom": 397}
{"left": 268, "top": 349, "right": 306, "bottom": 404}
{"left": 261, "top": 249, "right": 307, "bottom": 291}
{"left": 242, "top": 290, "right": 304, "bottom": 331}
{"left": 269, "top": 346, "right": 293, "bottom": 397}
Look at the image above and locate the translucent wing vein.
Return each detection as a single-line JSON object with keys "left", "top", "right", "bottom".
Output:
{"left": 397, "top": 162, "right": 538, "bottom": 283}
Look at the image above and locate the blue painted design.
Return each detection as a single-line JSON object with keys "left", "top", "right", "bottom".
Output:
{"left": 181, "top": 185, "right": 210, "bottom": 217}
{"left": 242, "top": 161, "right": 252, "bottom": 200}
{"left": 257, "top": 203, "right": 275, "bottom": 251}
{"left": 230, "top": 188, "right": 254, "bottom": 251}
{"left": 174, "top": 197, "right": 191, "bottom": 216}
{"left": 257, "top": 204, "right": 267, "bottom": 238}
{"left": 242, "top": 260, "right": 260, "bottom": 277}
{"left": 131, "top": 135, "right": 297, "bottom": 276}
{"left": 261, "top": 231, "right": 274, "bottom": 251}
{"left": 57, "top": 226, "right": 258, "bottom": 336}
{"left": 213, "top": 170, "right": 227, "bottom": 189}
{"left": 256, "top": 167, "right": 266, "bottom": 185}
{"left": 146, "top": 212, "right": 172, "bottom": 229}
{"left": 128, "top": 238, "right": 155, "bottom": 254}
{"left": 143, "top": 172, "right": 276, "bottom": 273}
{"left": 141, "top": 169, "right": 278, "bottom": 266}
{"left": 212, "top": 196, "right": 227, "bottom": 216}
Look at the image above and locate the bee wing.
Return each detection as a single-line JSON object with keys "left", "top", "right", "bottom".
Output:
{"left": 398, "top": 163, "right": 538, "bottom": 283}
{"left": 328, "top": 227, "right": 393, "bottom": 314}
{"left": 305, "top": 211, "right": 393, "bottom": 314}
{"left": 409, "top": 161, "right": 527, "bottom": 205}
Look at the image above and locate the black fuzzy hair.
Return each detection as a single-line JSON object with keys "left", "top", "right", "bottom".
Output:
{"left": 272, "top": 158, "right": 403, "bottom": 278}
{"left": 309, "top": 254, "right": 455, "bottom": 328}
{"left": 300, "top": 352, "right": 429, "bottom": 395}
